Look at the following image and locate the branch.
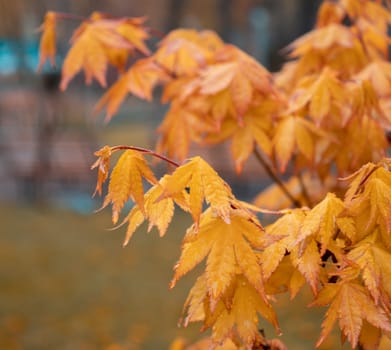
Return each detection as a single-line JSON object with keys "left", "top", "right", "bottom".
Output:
{"left": 298, "top": 171, "right": 313, "bottom": 207}
{"left": 111, "top": 145, "right": 180, "bottom": 167}
{"left": 253, "top": 147, "right": 301, "bottom": 208}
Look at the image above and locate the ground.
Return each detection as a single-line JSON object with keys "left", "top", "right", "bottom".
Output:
{"left": 0, "top": 202, "right": 352, "bottom": 350}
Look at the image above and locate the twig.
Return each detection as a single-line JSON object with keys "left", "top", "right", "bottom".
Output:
{"left": 111, "top": 145, "right": 180, "bottom": 167}
{"left": 298, "top": 171, "right": 313, "bottom": 207}
{"left": 253, "top": 147, "right": 301, "bottom": 208}
{"left": 149, "top": 27, "right": 166, "bottom": 39}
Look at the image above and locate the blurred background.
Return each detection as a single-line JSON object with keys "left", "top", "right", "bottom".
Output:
{"left": 0, "top": 1, "right": 337, "bottom": 349}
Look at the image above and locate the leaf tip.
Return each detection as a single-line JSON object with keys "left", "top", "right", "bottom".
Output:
{"left": 169, "top": 278, "right": 177, "bottom": 290}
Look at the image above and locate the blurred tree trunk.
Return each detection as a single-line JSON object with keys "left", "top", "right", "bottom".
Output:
{"left": 218, "top": 0, "right": 233, "bottom": 41}
{"left": 166, "top": 0, "right": 186, "bottom": 31}
{"left": 298, "top": 0, "right": 322, "bottom": 33}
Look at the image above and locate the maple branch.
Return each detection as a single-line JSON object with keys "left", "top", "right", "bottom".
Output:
{"left": 148, "top": 27, "right": 166, "bottom": 39}
{"left": 253, "top": 147, "right": 301, "bottom": 208}
{"left": 298, "top": 172, "right": 313, "bottom": 207}
{"left": 111, "top": 145, "right": 180, "bottom": 167}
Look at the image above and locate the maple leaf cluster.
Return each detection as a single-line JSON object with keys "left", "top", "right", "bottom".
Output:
{"left": 38, "top": 0, "right": 391, "bottom": 349}
{"left": 264, "top": 160, "right": 391, "bottom": 348}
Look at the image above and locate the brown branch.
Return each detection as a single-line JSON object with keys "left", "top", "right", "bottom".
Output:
{"left": 253, "top": 147, "right": 301, "bottom": 208}
{"left": 298, "top": 171, "right": 313, "bottom": 207}
{"left": 148, "top": 27, "right": 166, "bottom": 39}
{"left": 111, "top": 145, "right": 180, "bottom": 167}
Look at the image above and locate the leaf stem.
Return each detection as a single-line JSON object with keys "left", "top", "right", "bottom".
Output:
{"left": 111, "top": 145, "right": 180, "bottom": 167}
{"left": 253, "top": 147, "right": 301, "bottom": 208}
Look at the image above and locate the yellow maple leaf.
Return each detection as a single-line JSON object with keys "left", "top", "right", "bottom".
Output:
{"left": 358, "top": 19, "right": 390, "bottom": 60}
{"left": 262, "top": 210, "right": 305, "bottom": 280}
{"left": 171, "top": 209, "right": 268, "bottom": 306}
{"left": 182, "top": 274, "right": 208, "bottom": 327}
{"left": 198, "top": 45, "right": 276, "bottom": 122}
{"left": 115, "top": 16, "right": 151, "bottom": 56}
{"left": 348, "top": 79, "right": 385, "bottom": 125}
{"left": 156, "top": 102, "right": 217, "bottom": 162}
{"left": 273, "top": 115, "right": 328, "bottom": 172}
{"left": 311, "top": 281, "right": 391, "bottom": 348}
{"left": 201, "top": 102, "right": 276, "bottom": 173}
{"left": 96, "top": 58, "right": 170, "bottom": 121}
{"left": 355, "top": 61, "right": 391, "bottom": 99}
{"left": 103, "top": 16, "right": 151, "bottom": 72}
{"left": 230, "top": 103, "right": 275, "bottom": 173}
{"left": 316, "top": 2, "right": 345, "bottom": 28}
{"left": 344, "top": 164, "right": 391, "bottom": 238}
{"left": 288, "top": 68, "right": 346, "bottom": 126}
{"left": 183, "top": 273, "right": 280, "bottom": 347}
{"left": 37, "top": 11, "right": 57, "bottom": 71}
{"left": 346, "top": 233, "right": 389, "bottom": 304}
{"left": 298, "top": 193, "right": 345, "bottom": 255}
{"left": 60, "top": 19, "right": 130, "bottom": 90}
{"left": 291, "top": 239, "right": 321, "bottom": 294}
{"left": 60, "top": 13, "right": 151, "bottom": 90}
{"left": 342, "top": 0, "right": 391, "bottom": 60}
{"left": 335, "top": 215, "right": 357, "bottom": 243}
{"left": 102, "top": 150, "right": 157, "bottom": 224}
{"left": 343, "top": 162, "right": 379, "bottom": 201}
{"left": 264, "top": 255, "right": 306, "bottom": 299}
{"left": 91, "top": 145, "right": 112, "bottom": 196}
{"left": 161, "top": 157, "right": 234, "bottom": 225}
{"left": 287, "top": 24, "right": 355, "bottom": 57}
{"left": 154, "top": 29, "right": 223, "bottom": 76}
{"left": 121, "top": 175, "right": 188, "bottom": 245}
{"left": 211, "top": 276, "right": 280, "bottom": 345}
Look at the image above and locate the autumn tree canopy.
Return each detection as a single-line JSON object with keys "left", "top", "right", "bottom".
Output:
{"left": 38, "top": 0, "right": 391, "bottom": 348}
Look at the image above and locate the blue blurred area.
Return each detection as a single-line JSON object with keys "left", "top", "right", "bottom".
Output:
{"left": 48, "top": 191, "right": 99, "bottom": 214}
{"left": 0, "top": 40, "right": 20, "bottom": 74}
{"left": 0, "top": 39, "right": 64, "bottom": 74}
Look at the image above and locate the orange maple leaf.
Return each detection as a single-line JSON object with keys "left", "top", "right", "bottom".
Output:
{"left": 316, "top": 2, "right": 345, "bottom": 28}
{"left": 297, "top": 193, "right": 345, "bottom": 255}
{"left": 121, "top": 175, "right": 189, "bottom": 245}
{"left": 287, "top": 24, "right": 355, "bottom": 57}
{"left": 198, "top": 45, "right": 276, "bottom": 122}
{"left": 96, "top": 57, "right": 170, "bottom": 121}
{"left": 261, "top": 210, "right": 305, "bottom": 281}
{"left": 154, "top": 29, "right": 223, "bottom": 76}
{"left": 288, "top": 67, "right": 346, "bottom": 126}
{"left": 182, "top": 274, "right": 280, "bottom": 347}
{"left": 37, "top": 11, "right": 57, "bottom": 71}
{"left": 171, "top": 209, "right": 268, "bottom": 305}
{"left": 60, "top": 13, "right": 150, "bottom": 90}
{"left": 155, "top": 103, "right": 215, "bottom": 162}
{"left": 161, "top": 156, "right": 234, "bottom": 225}
{"left": 355, "top": 61, "right": 391, "bottom": 99}
{"left": 344, "top": 164, "right": 391, "bottom": 238}
{"left": 312, "top": 281, "right": 391, "bottom": 348}
{"left": 273, "top": 115, "right": 328, "bottom": 172}
{"left": 91, "top": 145, "right": 112, "bottom": 196}
{"left": 101, "top": 149, "right": 157, "bottom": 224}
{"left": 219, "top": 102, "right": 276, "bottom": 173}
